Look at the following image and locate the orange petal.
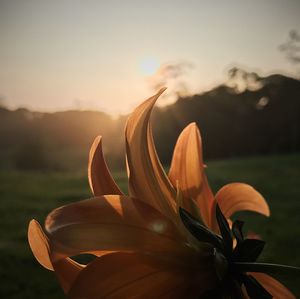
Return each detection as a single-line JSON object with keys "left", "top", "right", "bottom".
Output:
{"left": 88, "top": 136, "right": 123, "bottom": 196}
{"left": 45, "top": 195, "right": 184, "bottom": 262}
{"left": 250, "top": 273, "right": 296, "bottom": 299}
{"left": 125, "top": 88, "right": 177, "bottom": 222}
{"left": 210, "top": 183, "right": 270, "bottom": 231}
{"left": 247, "top": 231, "right": 262, "bottom": 240}
{"left": 169, "top": 123, "right": 214, "bottom": 225}
{"left": 28, "top": 220, "right": 84, "bottom": 293}
{"left": 68, "top": 252, "right": 208, "bottom": 299}
{"left": 53, "top": 258, "right": 84, "bottom": 294}
{"left": 28, "top": 219, "right": 53, "bottom": 270}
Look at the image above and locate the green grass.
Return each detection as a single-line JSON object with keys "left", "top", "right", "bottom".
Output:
{"left": 0, "top": 154, "right": 299, "bottom": 298}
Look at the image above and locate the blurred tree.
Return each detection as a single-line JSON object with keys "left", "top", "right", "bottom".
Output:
{"left": 0, "top": 95, "right": 6, "bottom": 108}
{"left": 1, "top": 72, "right": 299, "bottom": 171}
{"left": 15, "top": 141, "right": 49, "bottom": 171}
{"left": 227, "top": 67, "right": 262, "bottom": 92}
{"left": 147, "top": 61, "right": 194, "bottom": 102}
{"left": 279, "top": 30, "right": 300, "bottom": 68}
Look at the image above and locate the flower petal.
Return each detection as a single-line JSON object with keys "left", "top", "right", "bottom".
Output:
{"left": 250, "top": 273, "right": 296, "bottom": 299}
{"left": 88, "top": 136, "right": 123, "bottom": 196}
{"left": 28, "top": 220, "right": 84, "bottom": 293}
{"left": 53, "top": 258, "right": 84, "bottom": 294}
{"left": 216, "top": 183, "right": 270, "bottom": 217}
{"left": 125, "top": 88, "right": 177, "bottom": 221}
{"left": 28, "top": 219, "right": 53, "bottom": 270}
{"left": 169, "top": 123, "right": 214, "bottom": 225}
{"left": 211, "top": 183, "right": 270, "bottom": 231}
{"left": 68, "top": 252, "right": 213, "bottom": 299}
{"left": 45, "top": 195, "right": 185, "bottom": 262}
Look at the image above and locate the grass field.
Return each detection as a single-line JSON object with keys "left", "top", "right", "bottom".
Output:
{"left": 0, "top": 153, "right": 299, "bottom": 298}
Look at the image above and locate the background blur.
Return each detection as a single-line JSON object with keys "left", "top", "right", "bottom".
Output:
{"left": 0, "top": 0, "right": 300, "bottom": 298}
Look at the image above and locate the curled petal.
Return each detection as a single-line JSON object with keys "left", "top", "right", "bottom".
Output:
{"left": 28, "top": 220, "right": 83, "bottom": 293}
{"left": 68, "top": 252, "right": 216, "bottom": 299}
{"left": 45, "top": 195, "right": 185, "bottom": 262}
{"left": 211, "top": 183, "right": 270, "bottom": 231}
{"left": 169, "top": 123, "right": 214, "bottom": 225}
{"left": 250, "top": 273, "right": 296, "bottom": 299}
{"left": 215, "top": 183, "right": 270, "bottom": 217}
{"left": 125, "top": 88, "right": 177, "bottom": 222}
{"left": 88, "top": 136, "right": 123, "bottom": 196}
{"left": 28, "top": 219, "right": 53, "bottom": 270}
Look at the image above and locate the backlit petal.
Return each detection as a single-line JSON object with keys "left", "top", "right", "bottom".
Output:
{"left": 169, "top": 123, "right": 214, "bottom": 225}
{"left": 53, "top": 258, "right": 84, "bottom": 294}
{"left": 45, "top": 195, "right": 184, "bottom": 262}
{"left": 251, "top": 273, "right": 296, "bottom": 299}
{"left": 210, "top": 183, "right": 270, "bottom": 231}
{"left": 125, "top": 88, "right": 177, "bottom": 222}
{"left": 28, "top": 219, "right": 53, "bottom": 270}
{"left": 68, "top": 252, "right": 213, "bottom": 299}
{"left": 28, "top": 220, "right": 84, "bottom": 293}
{"left": 88, "top": 136, "right": 123, "bottom": 196}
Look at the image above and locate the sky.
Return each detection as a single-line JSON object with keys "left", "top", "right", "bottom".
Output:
{"left": 0, "top": 0, "right": 300, "bottom": 115}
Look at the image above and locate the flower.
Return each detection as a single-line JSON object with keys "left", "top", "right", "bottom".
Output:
{"left": 28, "top": 89, "right": 297, "bottom": 298}
{"left": 180, "top": 205, "right": 299, "bottom": 298}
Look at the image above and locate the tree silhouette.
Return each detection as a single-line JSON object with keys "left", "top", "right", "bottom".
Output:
{"left": 279, "top": 30, "right": 300, "bottom": 65}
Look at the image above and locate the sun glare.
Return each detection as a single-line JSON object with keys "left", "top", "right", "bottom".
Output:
{"left": 139, "top": 57, "right": 160, "bottom": 76}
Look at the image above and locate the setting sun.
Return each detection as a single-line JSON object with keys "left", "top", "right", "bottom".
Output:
{"left": 139, "top": 57, "right": 160, "bottom": 76}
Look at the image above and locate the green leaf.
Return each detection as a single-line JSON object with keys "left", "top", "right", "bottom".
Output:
{"left": 179, "top": 208, "right": 223, "bottom": 250}
{"left": 213, "top": 248, "right": 228, "bottom": 281}
{"left": 232, "top": 220, "right": 244, "bottom": 244}
{"left": 243, "top": 275, "right": 272, "bottom": 299}
{"left": 234, "top": 262, "right": 300, "bottom": 276}
{"left": 232, "top": 239, "right": 265, "bottom": 262}
{"left": 215, "top": 204, "right": 232, "bottom": 255}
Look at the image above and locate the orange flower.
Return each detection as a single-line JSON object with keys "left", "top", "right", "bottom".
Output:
{"left": 28, "top": 89, "right": 296, "bottom": 298}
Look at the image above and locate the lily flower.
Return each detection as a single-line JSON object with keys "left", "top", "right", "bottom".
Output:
{"left": 28, "top": 89, "right": 297, "bottom": 298}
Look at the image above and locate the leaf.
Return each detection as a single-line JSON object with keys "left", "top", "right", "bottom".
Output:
{"left": 232, "top": 239, "right": 265, "bottom": 262}
{"left": 179, "top": 208, "right": 223, "bottom": 250}
{"left": 201, "top": 277, "right": 244, "bottom": 299}
{"left": 215, "top": 204, "right": 232, "bottom": 255}
{"left": 243, "top": 275, "right": 272, "bottom": 299}
{"left": 232, "top": 220, "right": 244, "bottom": 244}
{"left": 213, "top": 248, "right": 228, "bottom": 281}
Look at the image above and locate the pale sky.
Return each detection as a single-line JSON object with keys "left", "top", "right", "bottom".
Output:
{"left": 0, "top": 0, "right": 300, "bottom": 114}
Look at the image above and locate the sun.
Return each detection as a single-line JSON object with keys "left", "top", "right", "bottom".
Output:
{"left": 139, "top": 57, "right": 160, "bottom": 76}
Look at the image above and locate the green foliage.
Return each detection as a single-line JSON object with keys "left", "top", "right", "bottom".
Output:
{"left": 0, "top": 154, "right": 299, "bottom": 298}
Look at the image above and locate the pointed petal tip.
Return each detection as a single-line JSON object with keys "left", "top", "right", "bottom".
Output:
{"left": 91, "top": 135, "right": 102, "bottom": 149}
{"left": 94, "top": 135, "right": 102, "bottom": 142}
{"left": 88, "top": 134, "right": 123, "bottom": 196}
{"left": 187, "top": 122, "right": 197, "bottom": 128}
{"left": 88, "top": 136, "right": 102, "bottom": 165}
{"left": 158, "top": 86, "right": 167, "bottom": 94}
{"left": 125, "top": 88, "right": 177, "bottom": 220}
{"left": 181, "top": 122, "right": 199, "bottom": 133}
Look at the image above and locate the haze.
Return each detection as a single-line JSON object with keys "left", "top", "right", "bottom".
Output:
{"left": 0, "top": 0, "right": 299, "bottom": 114}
